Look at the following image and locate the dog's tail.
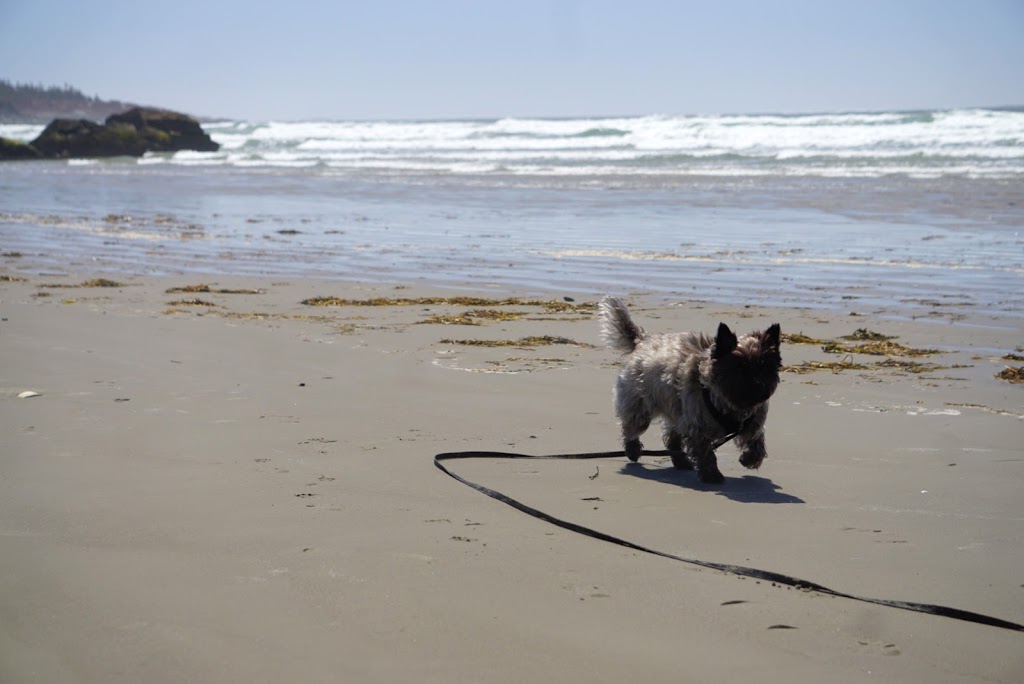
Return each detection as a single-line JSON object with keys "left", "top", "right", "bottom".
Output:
{"left": 598, "top": 296, "right": 645, "bottom": 353}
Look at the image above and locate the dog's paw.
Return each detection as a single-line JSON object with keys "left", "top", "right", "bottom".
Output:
{"left": 699, "top": 468, "right": 725, "bottom": 485}
{"left": 739, "top": 451, "right": 765, "bottom": 469}
{"left": 663, "top": 432, "right": 683, "bottom": 452}
{"left": 625, "top": 440, "right": 643, "bottom": 462}
{"left": 670, "top": 452, "right": 694, "bottom": 470}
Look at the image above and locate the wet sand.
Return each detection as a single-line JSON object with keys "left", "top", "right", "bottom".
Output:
{"left": 3, "top": 164, "right": 1023, "bottom": 318}
{"left": 1, "top": 273, "right": 1022, "bottom": 682}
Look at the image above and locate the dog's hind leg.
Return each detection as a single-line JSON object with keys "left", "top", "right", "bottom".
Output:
{"left": 618, "top": 403, "right": 651, "bottom": 462}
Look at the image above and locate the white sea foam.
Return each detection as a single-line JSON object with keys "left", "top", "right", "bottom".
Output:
{"left": 8, "top": 109, "right": 1023, "bottom": 178}
{"left": 0, "top": 124, "right": 45, "bottom": 142}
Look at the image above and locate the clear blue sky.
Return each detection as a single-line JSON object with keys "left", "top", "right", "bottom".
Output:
{"left": 1, "top": 0, "right": 1022, "bottom": 121}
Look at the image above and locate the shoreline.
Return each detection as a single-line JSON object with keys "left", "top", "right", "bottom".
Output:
{"left": 2, "top": 273, "right": 1022, "bottom": 682}
{"left": 3, "top": 165, "right": 1023, "bottom": 321}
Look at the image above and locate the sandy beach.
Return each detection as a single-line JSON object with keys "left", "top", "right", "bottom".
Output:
{"left": 1, "top": 271, "right": 1022, "bottom": 682}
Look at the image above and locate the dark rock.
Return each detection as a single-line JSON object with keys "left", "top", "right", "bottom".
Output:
{"left": 30, "top": 118, "right": 148, "bottom": 158}
{"left": 106, "top": 107, "right": 219, "bottom": 153}
{"left": 17, "top": 107, "right": 219, "bottom": 160}
{"left": 0, "top": 136, "right": 42, "bottom": 160}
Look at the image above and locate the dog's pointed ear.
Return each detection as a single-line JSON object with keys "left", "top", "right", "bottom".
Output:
{"left": 764, "top": 323, "right": 781, "bottom": 350}
{"left": 713, "top": 322, "right": 738, "bottom": 358}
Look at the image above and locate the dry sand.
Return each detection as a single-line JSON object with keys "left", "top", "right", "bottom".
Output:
{"left": 1, "top": 274, "right": 1022, "bottom": 682}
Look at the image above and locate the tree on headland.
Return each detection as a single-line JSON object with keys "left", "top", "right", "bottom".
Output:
{"left": 0, "top": 79, "right": 136, "bottom": 123}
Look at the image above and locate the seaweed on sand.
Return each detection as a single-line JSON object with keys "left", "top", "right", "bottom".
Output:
{"left": 995, "top": 366, "right": 1024, "bottom": 384}
{"left": 301, "top": 296, "right": 594, "bottom": 314}
{"left": 873, "top": 358, "right": 949, "bottom": 374}
{"left": 839, "top": 328, "right": 896, "bottom": 342}
{"left": 439, "top": 335, "right": 591, "bottom": 348}
{"left": 419, "top": 309, "right": 526, "bottom": 325}
{"left": 40, "top": 278, "right": 124, "bottom": 288}
{"left": 165, "top": 284, "right": 265, "bottom": 294}
{"left": 821, "top": 339, "right": 941, "bottom": 357}
{"left": 785, "top": 328, "right": 939, "bottom": 357}
{"left": 782, "top": 332, "right": 829, "bottom": 345}
{"left": 782, "top": 359, "right": 870, "bottom": 374}
{"left": 166, "top": 298, "right": 219, "bottom": 307}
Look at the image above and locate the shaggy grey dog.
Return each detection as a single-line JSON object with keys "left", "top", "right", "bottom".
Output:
{"left": 599, "top": 297, "right": 781, "bottom": 484}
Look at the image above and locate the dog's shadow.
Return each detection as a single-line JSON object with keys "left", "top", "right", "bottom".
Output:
{"left": 620, "top": 461, "right": 805, "bottom": 504}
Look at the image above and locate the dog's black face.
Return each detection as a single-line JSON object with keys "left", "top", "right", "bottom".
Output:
{"left": 709, "top": 322, "right": 782, "bottom": 409}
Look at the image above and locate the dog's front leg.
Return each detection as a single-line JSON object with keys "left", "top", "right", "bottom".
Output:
{"left": 737, "top": 435, "right": 767, "bottom": 469}
{"left": 662, "top": 427, "right": 693, "bottom": 470}
{"left": 736, "top": 419, "right": 768, "bottom": 469}
{"left": 690, "top": 437, "right": 724, "bottom": 484}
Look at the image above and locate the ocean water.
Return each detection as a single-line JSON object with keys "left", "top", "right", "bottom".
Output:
{"left": 6, "top": 108, "right": 1023, "bottom": 178}
{"left": 2, "top": 109, "right": 1022, "bottom": 316}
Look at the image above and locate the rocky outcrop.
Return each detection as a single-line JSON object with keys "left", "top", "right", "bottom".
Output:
{"left": 0, "top": 107, "right": 219, "bottom": 160}
{"left": 29, "top": 118, "right": 143, "bottom": 158}
{"left": 105, "top": 108, "right": 220, "bottom": 153}
{"left": 0, "top": 136, "right": 41, "bottom": 160}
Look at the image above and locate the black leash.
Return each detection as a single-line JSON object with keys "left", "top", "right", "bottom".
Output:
{"left": 434, "top": 448, "right": 1024, "bottom": 634}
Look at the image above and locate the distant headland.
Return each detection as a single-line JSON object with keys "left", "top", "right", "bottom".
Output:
{"left": 0, "top": 80, "right": 218, "bottom": 160}
{"left": 0, "top": 79, "right": 144, "bottom": 124}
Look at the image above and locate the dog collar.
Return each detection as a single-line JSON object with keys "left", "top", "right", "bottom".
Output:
{"left": 701, "top": 386, "right": 747, "bottom": 441}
